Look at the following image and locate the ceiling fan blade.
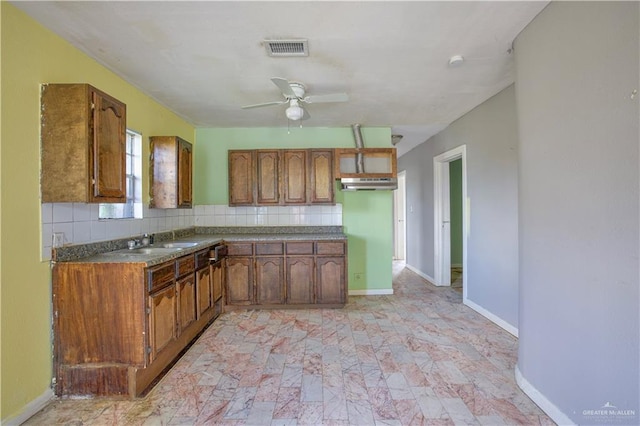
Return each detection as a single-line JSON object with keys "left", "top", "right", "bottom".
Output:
{"left": 241, "top": 100, "right": 287, "bottom": 109}
{"left": 303, "top": 92, "right": 349, "bottom": 104}
{"left": 301, "top": 107, "right": 311, "bottom": 120}
{"left": 271, "top": 77, "right": 297, "bottom": 98}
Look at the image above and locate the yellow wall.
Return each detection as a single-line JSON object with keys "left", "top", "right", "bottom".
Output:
{"left": 0, "top": 3, "right": 194, "bottom": 420}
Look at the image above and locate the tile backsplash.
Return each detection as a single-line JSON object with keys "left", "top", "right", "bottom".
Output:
{"left": 193, "top": 204, "right": 342, "bottom": 227}
{"left": 41, "top": 203, "right": 342, "bottom": 261}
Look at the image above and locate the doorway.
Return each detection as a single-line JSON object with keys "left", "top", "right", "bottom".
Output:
{"left": 449, "top": 159, "right": 463, "bottom": 291}
{"left": 433, "top": 145, "right": 468, "bottom": 300}
{"left": 393, "top": 171, "right": 407, "bottom": 261}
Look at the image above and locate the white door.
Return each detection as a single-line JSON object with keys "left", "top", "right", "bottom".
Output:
{"left": 393, "top": 171, "right": 407, "bottom": 260}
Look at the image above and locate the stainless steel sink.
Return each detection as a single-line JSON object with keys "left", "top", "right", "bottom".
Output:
{"left": 162, "top": 242, "right": 199, "bottom": 248}
{"left": 104, "top": 247, "right": 179, "bottom": 256}
{"left": 128, "top": 247, "right": 180, "bottom": 254}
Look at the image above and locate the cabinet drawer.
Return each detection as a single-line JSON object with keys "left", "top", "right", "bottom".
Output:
{"left": 227, "top": 243, "right": 253, "bottom": 256}
{"left": 316, "top": 241, "right": 345, "bottom": 255}
{"left": 147, "top": 263, "right": 175, "bottom": 293}
{"left": 176, "top": 255, "right": 195, "bottom": 278}
{"left": 256, "top": 242, "right": 284, "bottom": 255}
{"left": 286, "top": 241, "right": 314, "bottom": 255}
{"left": 195, "top": 249, "right": 210, "bottom": 270}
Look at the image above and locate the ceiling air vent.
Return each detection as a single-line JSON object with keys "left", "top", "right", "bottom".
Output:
{"left": 264, "top": 39, "right": 308, "bottom": 57}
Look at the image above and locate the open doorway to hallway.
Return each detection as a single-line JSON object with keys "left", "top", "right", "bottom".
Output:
{"left": 449, "top": 159, "right": 463, "bottom": 292}
{"left": 433, "top": 145, "right": 468, "bottom": 301}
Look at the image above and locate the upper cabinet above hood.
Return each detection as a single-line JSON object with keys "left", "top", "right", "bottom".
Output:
{"left": 334, "top": 148, "right": 398, "bottom": 191}
{"left": 334, "top": 148, "right": 397, "bottom": 178}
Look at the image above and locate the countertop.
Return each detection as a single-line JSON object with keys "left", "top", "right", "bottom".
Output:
{"left": 60, "top": 230, "right": 347, "bottom": 267}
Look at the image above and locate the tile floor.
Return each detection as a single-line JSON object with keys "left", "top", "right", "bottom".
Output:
{"left": 25, "top": 263, "right": 554, "bottom": 425}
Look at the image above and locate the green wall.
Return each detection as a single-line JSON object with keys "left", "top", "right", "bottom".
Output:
{"left": 194, "top": 127, "right": 394, "bottom": 292}
{"left": 1, "top": 4, "right": 194, "bottom": 421}
{"left": 449, "top": 158, "right": 463, "bottom": 266}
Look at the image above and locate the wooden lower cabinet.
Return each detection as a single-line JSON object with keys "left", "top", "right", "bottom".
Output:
{"left": 226, "top": 256, "right": 254, "bottom": 305}
{"left": 316, "top": 257, "right": 346, "bottom": 304}
{"left": 177, "top": 274, "right": 196, "bottom": 335}
{"left": 196, "top": 266, "right": 212, "bottom": 319}
{"left": 148, "top": 284, "right": 177, "bottom": 363}
{"left": 225, "top": 240, "right": 347, "bottom": 309}
{"left": 286, "top": 257, "right": 314, "bottom": 304}
{"left": 212, "top": 261, "right": 223, "bottom": 302}
{"left": 52, "top": 245, "right": 222, "bottom": 398}
{"left": 256, "top": 257, "right": 285, "bottom": 304}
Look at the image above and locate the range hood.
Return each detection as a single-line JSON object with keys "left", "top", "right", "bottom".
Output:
{"left": 340, "top": 177, "right": 398, "bottom": 191}
{"left": 338, "top": 124, "right": 398, "bottom": 191}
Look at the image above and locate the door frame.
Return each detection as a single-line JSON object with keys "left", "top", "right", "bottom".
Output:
{"left": 433, "top": 145, "right": 468, "bottom": 300}
{"left": 393, "top": 170, "right": 407, "bottom": 260}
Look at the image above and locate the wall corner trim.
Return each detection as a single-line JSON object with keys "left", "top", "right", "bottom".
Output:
{"left": 464, "top": 298, "right": 519, "bottom": 337}
{"left": 3, "top": 388, "right": 54, "bottom": 425}
{"left": 349, "top": 289, "right": 394, "bottom": 296}
{"left": 515, "top": 365, "right": 576, "bottom": 426}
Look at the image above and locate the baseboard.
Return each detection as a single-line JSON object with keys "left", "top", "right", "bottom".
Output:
{"left": 404, "top": 264, "right": 436, "bottom": 285}
{"left": 463, "top": 298, "right": 519, "bottom": 337}
{"left": 3, "top": 388, "right": 54, "bottom": 425}
{"left": 451, "top": 263, "right": 462, "bottom": 268}
{"left": 515, "top": 365, "right": 575, "bottom": 426}
{"left": 349, "top": 289, "right": 394, "bottom": 296}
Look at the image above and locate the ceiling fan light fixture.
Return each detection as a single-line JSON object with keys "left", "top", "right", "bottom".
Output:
{"left": 285, "top": 104, "right": 304, "bottom": 121}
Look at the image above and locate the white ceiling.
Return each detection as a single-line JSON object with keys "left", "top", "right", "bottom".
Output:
{"left": 13, "top": 1, "right": 548, "bottom": 156}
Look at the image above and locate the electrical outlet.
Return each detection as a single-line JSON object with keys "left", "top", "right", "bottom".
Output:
{"left": 53, "top": 232, "right": 65, "bottom": 248}
{"left": 354, "top": 272, "right": 364, "bottom": 281}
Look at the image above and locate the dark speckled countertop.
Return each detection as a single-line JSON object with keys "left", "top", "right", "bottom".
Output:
{"left": 54, "top": 226, "right": 346, "bottom": 266}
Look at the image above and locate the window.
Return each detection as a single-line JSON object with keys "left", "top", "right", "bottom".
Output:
{"left": 99, "top": 130, "right": 143, "bottom": 219}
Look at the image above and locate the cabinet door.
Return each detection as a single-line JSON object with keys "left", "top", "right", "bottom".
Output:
{"left": 90, "top": 88, "right": 127, "bottom": 202}
{"left": 256, "top": 257, "right": 284, "bottom": 304}
{"left": 282, "top": 150, "right": 307, "bottom": 204}
{"left": 177, "top": 274, "right": 196, "bottom": 335}
{"left": 286, "top": 257, "right": 314, "bottom": 304}
{"left": 308, "top": 150, "right": 334, "bottom": 204}
{"left": 316, "top": 257, "right": 346, "bottom": 304}
{"left": 148, "top": 285, "right": 177, "bottom": 363}
{"left": 226, "top": 257, "right": 254, "bottom": 305}
{"left": 212, "top": 262, "right": 223, "bottom": 303}
{"left": 177, "top": 139, "right": 193, "bottom": 208}
{"left": 256, "top": 150, "right": 280, "bottom": 204}
{"left": 196, "top": 267, "right": 212, "bottom": 319}
{"left": 229, "top": 150, "right": 255, "bottom": 205}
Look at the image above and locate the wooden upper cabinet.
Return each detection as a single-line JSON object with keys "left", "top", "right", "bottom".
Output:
{"left": 41, "top": 84, "right": 127, "bottom": 203}
{"left": 308, "top": 150, "right": 334, "bottom": 204}
{"left": 334, "top": 148, "right": 397, "bottom": 179}
{"left": 177, "top": 139, "right": 193, "bottom": 207}
{"left": 256, "top": 150, "right": 280, "bottom": 205}
{"left": 228, "top": 149, "right": 334, "bottom": 206}
{"left": 282, "top": 150, "right": 307, "bottom": 204}
{"left": 229, "top": 150, "right": 255, "bottom": 206}
{"left": 149, "top": 136, "right": 193, "bottom": 209}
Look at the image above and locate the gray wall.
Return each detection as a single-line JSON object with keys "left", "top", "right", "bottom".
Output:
{"left": 398, "top": 84, "right": 520, "bottom": 330}
{"left": 515, "top": 2, "right": 639, "bottom": 424}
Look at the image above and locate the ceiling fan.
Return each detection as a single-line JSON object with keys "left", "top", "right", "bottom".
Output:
{"left": 241, "top": 77, "right": 348, "bottom": 121}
